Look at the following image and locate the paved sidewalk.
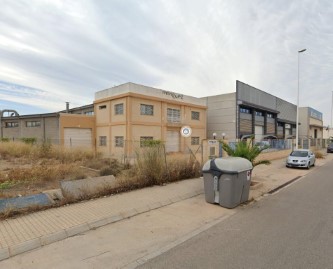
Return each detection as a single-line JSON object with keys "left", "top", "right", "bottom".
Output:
{"left": 0, "top": 151, "right": 332, "bottom": 263}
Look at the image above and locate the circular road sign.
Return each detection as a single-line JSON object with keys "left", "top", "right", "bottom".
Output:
{"left": 180, "top": 126, "right": 192, "bottom": 137}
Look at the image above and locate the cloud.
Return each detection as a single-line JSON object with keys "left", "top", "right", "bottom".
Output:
{"left": 0, "top": 0, "right": 333, "bottom": 126}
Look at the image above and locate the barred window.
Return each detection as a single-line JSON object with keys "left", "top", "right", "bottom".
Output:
{"left": 140, "top": 136, "right": 154, "bottom": 147}
{"left": 5, "top": 122, "right": 19, "bottom": 128}
{"left": 191, "top": 111, "right": 200, "bottom": 120}
{"left": 99, "top": 136, "right": 107, "bottom": 146}
{"left": 167, "top": 108, "right": 181, "bottom": 123}
{"left": 115, "top": 136, "right": 124, "bottom": 147}
{"left": 84, "top": 111, "right": 94, "bottom": 115}
{"left": 191, "top": 137, "right": 200, "bottom": 145}
{"left": 99, "top": 105, "right": 106, "bottom": 110}
{"left": 115, "top": 103, "right": 124, "bottom": 115}
{"left": 255, "top": 111, "right": 263, "bottom": 116}
{"left": 140, "top": 104, "right": 154, "bottom": 115}
{"left": 26, "top": 121, "right": 41, "bottom": 127}
{"left": 267, "top": 113, "right": 273, "bottom": 118}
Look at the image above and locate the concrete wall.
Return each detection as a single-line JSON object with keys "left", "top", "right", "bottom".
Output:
{"left": 2, "top": 115, "right": 59, "bottom": 142}
{"left": 204, "top": 93, "right": 236, "bottom": 140}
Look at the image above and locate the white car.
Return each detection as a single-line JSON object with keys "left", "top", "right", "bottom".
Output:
{"left": 286, "top": 149, "right": 316, "bottom": 169}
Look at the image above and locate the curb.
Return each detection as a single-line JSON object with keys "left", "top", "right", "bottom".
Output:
{"left": 0, "top": 190, "right": 203, "bottom": 262}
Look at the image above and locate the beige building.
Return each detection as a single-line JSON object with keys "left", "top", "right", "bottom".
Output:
{"left": 299, "top": 107, "right": 323, "bottom": 139}
{"left": 94, "top": 83, "right": 207, "bottom": 158}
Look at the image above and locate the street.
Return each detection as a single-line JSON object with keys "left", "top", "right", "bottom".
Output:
{"left": 139, "top": 159, "right": 333, "bottom": 269}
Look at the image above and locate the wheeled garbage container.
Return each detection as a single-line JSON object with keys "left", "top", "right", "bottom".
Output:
{"left": 202, "top": 157, "right": 253, "bottom": 209}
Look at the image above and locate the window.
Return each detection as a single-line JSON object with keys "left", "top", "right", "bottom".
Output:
{"left": 191, "top": 111, "right": 200, "bottom": 120}
{"left": 167, "top": 108, "right": 181, "bottom": 123}
{"left": 267, "top": 113, "right": 273, "bottom": 118}
{"left": 26, "top": 121, "right": 41, "bottom": 127}
{"left": 115, "top": 136, "right": 124, "bottom": 147}
{"left": 5, "top": 122, "right": 19, "bottom": 128}
{"left": 140, "top": 104, "right": 154, "bottom": 115}
{"left": 240, "top": 108, "right": 250, "bottom": 114}
{"left": 99, "top": 136, "right": 107, "bottom": 146}
{"left": 99, "top": 105, "right": 107, "bottom": 110}
{"left": 191, "top": 137, "right": 200, "bottom": 145}
{"left": 115, "top": 103, "right": 124, "bottom": 115}
{"left": 255, "top": 111, "right": 263, "bottom": 116}
{"left": 140, "top": 136, "right": 154, "bottom": 147}
{"left": 84, "top": 111, "right": 94, "bottom": 115}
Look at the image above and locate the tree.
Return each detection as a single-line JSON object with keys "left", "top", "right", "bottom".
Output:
{"left": 220, "top": 137, "right": 271, "bottom": 167}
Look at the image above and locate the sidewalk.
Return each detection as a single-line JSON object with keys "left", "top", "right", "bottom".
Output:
{"left": 0, "top": 152, "right": 332, "bottom": 263}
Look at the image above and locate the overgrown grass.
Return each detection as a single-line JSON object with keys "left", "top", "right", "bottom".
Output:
{"left": 0, "top": 141, "right": 97, "bottom": 163}
{"left": 314, "top": 151, "right": 324, "bottom": 159}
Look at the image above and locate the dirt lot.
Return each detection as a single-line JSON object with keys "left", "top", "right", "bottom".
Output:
{"left": 0, "top": 158, "right": 100, "bottom": 199}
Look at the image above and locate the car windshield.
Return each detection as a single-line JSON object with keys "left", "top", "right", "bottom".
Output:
{"left": 290, "top": 151, "right": 308, "bottom": 157}
{"left": 329, "top": 143, "right": 333, "bottom": 147}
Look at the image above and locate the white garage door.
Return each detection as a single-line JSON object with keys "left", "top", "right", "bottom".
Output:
{"left": 64, "top": 128, "right": 92, "bottom": 148}
{"left": 165, "top": 130, "right": 180, "bottom": 153}
{"left": 255, "top": 125, "right": 264, "bottom": 141}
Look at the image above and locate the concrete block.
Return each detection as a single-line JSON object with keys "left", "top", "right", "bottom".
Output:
{"left": 40, "top": 230, "right": 67, "bottom": 246}
{"left": 60, "top": 175, "right": 116, "bottom": 200}
{"left": 0, "top": 248, "right": 10, "bottom": 261}
{"left": 65, "top": 223, "right": 90, "bottom": 237}
{"left": 0, "top": 194, "right": 53, "bottom": 214}
{"left": 9, "top": 239, "right": 41, "bottom": 257}
{"left": 42, "top": 189, "right": 64, "bottom": 202}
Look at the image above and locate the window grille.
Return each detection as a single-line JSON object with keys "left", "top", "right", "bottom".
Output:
{"left": 167, "top": 108, "right": 181, "bottom": 122}
{"left": 140, "top": 104, "right": 154, "bottom": 115}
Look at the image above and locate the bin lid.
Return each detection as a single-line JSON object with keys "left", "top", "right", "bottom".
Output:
{"left": 202, "top": 157, "right": 253, "bottom": 173}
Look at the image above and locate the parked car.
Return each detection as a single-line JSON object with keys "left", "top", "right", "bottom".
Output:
{"left": 327, "top": 143, "right": 333, "bottom": 153}
{"left": 286, "top": 149, "right": 315, "bottom": 169}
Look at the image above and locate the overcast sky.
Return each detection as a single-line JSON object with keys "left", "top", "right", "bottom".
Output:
{"left": 0, "top": 0, "right": 333, "bottom": 125}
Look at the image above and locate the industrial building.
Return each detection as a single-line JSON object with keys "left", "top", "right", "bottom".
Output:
{"left": 204, "top": 81, "right": 300, "bottom": 141}
{"left": 94, "top": 82, "right": 207, "bottom": 158}
{"left": 0, "top": 104, "right": 95, "bottom": 148}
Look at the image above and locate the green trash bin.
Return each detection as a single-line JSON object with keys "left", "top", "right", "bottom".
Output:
{"left": 202, "top": 157, "right": 253, "bottom": 208}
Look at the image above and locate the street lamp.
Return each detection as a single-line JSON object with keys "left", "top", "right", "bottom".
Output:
{"left": 296, "top": 48, "right": 306, "bottom": 149}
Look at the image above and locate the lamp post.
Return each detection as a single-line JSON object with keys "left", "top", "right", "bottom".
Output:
{"left": 296, "top": 48, "right": 306, "bottom": 149}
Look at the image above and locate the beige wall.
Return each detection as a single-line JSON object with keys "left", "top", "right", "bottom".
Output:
{"left": 59, "top": 113, "right": 95, "bottom": 147}
{"left": 94, "top": 90, "right": 207, "bottom": 157}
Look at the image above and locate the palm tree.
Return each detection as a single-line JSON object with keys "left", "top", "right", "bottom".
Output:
{"left": 220, "top": 137, "right": 271, "bottom": 167}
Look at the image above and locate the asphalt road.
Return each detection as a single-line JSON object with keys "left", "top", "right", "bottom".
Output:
{"left": 139, "top": 159, "right": 333, "bottom": 269}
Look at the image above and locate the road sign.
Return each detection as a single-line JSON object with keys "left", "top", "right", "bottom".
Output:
{"left": 180, "top": 126, "right": 192, "bottom": 137}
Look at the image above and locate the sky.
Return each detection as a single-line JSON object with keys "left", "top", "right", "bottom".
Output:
{"left": 0, "top": 0, "right": 333, "bottom": 125}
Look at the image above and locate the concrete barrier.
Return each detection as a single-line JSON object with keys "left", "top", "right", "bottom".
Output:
{"left": 60, "top": 175, "right": 117, "bottom": 200}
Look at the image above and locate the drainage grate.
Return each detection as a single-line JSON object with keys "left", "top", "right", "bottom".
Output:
{"left": 268, "top": 176, "right": 302, "bottom": 194}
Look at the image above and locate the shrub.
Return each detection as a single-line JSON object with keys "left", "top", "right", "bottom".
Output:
{"left": 1, "top": 138, "right": 10, "bottom": 142}
{"left": 314, "top": 151, "right": 324, "bottom": 159}
{"left": 21, "top": 137, "right": 37, "bottom": 145}
{"left": 135, "top": 140, "right": 165, "bottom": 185}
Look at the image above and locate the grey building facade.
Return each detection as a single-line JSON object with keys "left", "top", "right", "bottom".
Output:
{"left": 0, "top": 104, "right": 94, "bottom": 144}
{"left": 205, "top": 81, "right": 297, "bottom": 140}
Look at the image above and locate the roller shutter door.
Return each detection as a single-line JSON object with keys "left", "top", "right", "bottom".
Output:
{"left": 166, "top": 130, "right": 180, "bottom": 152}
{"left": 255, "top": 125, "right": 264, "bottom": 141}
{"left": 64, "top": 128, "right": 92, "bottom": 148}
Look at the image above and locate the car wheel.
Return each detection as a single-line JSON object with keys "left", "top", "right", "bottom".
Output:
{"left": 307, "top": 162, "right": 311, "bottom": 169}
